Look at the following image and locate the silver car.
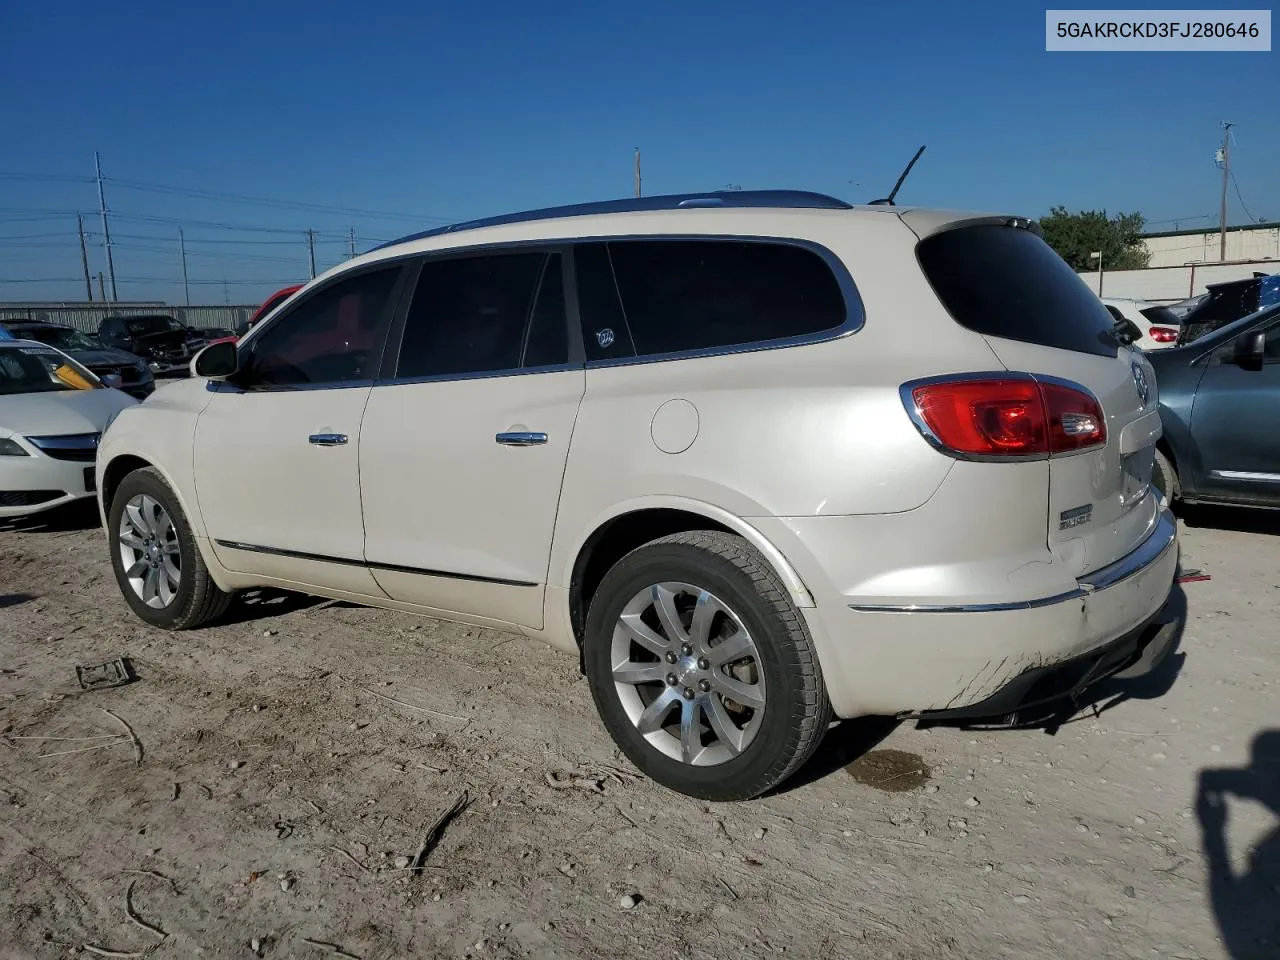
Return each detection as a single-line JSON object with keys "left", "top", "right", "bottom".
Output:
{"left": 96, "top": 191, "right": 1178, "bottom": 799}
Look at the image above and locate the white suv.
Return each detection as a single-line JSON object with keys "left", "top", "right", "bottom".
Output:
{"left": 97, "top": 191, "right": 1178, "bottom": 800}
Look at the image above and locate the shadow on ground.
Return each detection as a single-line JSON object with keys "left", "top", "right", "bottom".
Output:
{"left": 1181, "top": 504, "right": 1280, "bottom": 537}
{"left": 213, "top": 587, "right": 336, "bottom": 626}
{"left": 1198, "top": 729, "right": 1280, "bottom": 959}
{"left": 0, "top": 500, "right": 102, "bottom": 534}
{"left": 0, "top": 593, "right": 37, "bottom": 609}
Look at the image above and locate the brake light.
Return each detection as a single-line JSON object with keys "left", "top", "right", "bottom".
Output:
{"left": 906, "top": 377, "right": 1105, "bottom": 459}
{"left": 1148, "top": 326, "right": 1178, "bottom": 343}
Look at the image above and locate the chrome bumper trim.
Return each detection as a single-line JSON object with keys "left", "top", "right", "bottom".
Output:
{"left": 849, "top": 509, "right": 1177, "bottom": 614}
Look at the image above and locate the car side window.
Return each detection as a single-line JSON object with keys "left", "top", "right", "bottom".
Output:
{"left": 244, "top": 267, "right": 400, "bottom": 388}
{"left": 395, "top": 251, "right": 563, "bottom": 379}
{"left": 576, "top": 239, "right": 847, "bottom": 361}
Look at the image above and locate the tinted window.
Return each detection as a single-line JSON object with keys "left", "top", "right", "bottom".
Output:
{"left": 521, "top": 255, "right": 568, "bottom": 367}
{"left": 917, "top": 225, "right": 1119, "bottom": 358}
{"left": 125, "top": 316, "right": 183, "bottom": 335}
{"left": 396, "top": 251, "right": 560, "bottom": 379}
{"left": 246, "top": 267, "right": 399, "bottom": 387}
{"left": 575, "top": 243, "right": 636, "bottom": 361}
{"left": 578, "top": 240, "right": 846, "bottom": 359}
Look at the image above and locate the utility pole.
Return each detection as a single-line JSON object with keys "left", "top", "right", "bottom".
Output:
{"left": 307, "top": 229, "right": 317, "bottom": 278}
{"left": 77, "top": 214, "right": 93, "bottom": 301}
{"left": 178, "top": 227, "right": 191, "bottom": 306}
{"left": 94, "top": 151, "right": 118, "bottom": 301}
{"left": 223, "top": 278, "right": 230, "bottom": 306}
{"left": 97, "top": 272, "right": 106, "bottom": 301}
{"left": 348, "top": 226, "right": 356, "bottom": 259}
{"left": 1218, "top": 122, "right": 1234, "bottom": 262}
{"left": 634, "top": 148, "right": 642, "bottom": 198}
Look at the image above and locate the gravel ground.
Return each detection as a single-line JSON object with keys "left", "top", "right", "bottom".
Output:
{"left": 1, "top": 504, "right": 1277, "bottom": 960}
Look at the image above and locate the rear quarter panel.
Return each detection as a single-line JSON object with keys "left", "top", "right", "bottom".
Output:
{"left": 549, "top": 213, "right": 1005, "bottom": 590}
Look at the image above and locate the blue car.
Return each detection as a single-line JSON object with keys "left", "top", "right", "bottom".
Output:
{"left": 1148, "top": 302, "right": 1280, "bottom": 509}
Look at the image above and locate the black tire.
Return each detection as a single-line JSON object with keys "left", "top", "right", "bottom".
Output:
{"left": 1153, "top": 448, "right": 1180, "bottom": 506}
{"left": 584, "top": 530, "right": 832, "bottom": 801}
{"left": 107, "top": 467, "right": 232, "bottom": 629}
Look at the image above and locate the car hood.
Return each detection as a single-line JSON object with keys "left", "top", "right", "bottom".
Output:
{"left": 0, "top": 388, "right": 137, "bottom": 437}
{"left": 69, "top": 347, "right": 143, "bottom": 367}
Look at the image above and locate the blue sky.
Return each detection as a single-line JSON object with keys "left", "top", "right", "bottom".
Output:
{"left": 1, "top": 0, "right": 1276, "bottom": 304}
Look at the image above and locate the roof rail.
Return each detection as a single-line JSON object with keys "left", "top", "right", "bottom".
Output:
{"left": 371, "top": 189, "right": 852, "bottom": 251}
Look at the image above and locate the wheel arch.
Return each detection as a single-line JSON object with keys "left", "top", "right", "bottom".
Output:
{"left": 563, "top": 498, "right": 815, "bottom": 655}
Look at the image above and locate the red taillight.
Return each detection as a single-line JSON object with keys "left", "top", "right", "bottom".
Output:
{"left": 1148, "top": 326, "right": 1178, "bottom": 343}
{"left": 907, "top": 377, "right": 1105, "bottom": 459}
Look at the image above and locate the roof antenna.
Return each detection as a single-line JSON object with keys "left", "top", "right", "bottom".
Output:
{"left": 869, "top": 145, "right": 926, "bottom": 206}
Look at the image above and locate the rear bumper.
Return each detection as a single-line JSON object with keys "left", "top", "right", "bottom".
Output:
{"left": 910, "top": 604, "right": 1178, "bottom": 721}
{"left": 783, "top": 508, "right": 1179, "bottom": 718}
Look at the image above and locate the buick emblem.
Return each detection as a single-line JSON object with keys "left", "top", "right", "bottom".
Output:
{"left": 1131, "top": 362, "right": 1150, "bottom": 408}
{"left": 595, "top": 327, "right": 616, "bottom": 349}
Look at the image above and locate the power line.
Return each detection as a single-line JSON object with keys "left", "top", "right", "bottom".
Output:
{"left": 1230, "top": 171, "right": 1264, "bottom": 223}
{"left": 103, "top": 176, "right": 458, "bottom": 224}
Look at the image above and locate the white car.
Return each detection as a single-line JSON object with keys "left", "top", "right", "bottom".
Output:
{"left": 96, "top": 192, "right": 1178, "bottom": 800}
{"left": 1101, "top": 297, "right": 1181, "bottom": 350}
{"left": 1, "top": 340, "right": 136, "bottom": 518}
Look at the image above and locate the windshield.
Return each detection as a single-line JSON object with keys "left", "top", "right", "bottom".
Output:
{"left": 124, "top": 315, "right": 183, "bottom": 335}
{"left": 0, "top": 345, "right": 103, "bottom": 395}
{"left": 1187, "top": 302, "right": 1280, "bottom": 351}
{"left": 15, "top": 326, "right": 100, "bottom": 351}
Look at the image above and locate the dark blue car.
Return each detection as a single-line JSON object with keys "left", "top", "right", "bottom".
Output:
{"left": 1148, "top": 302, "right": 1280, "bottom": 509}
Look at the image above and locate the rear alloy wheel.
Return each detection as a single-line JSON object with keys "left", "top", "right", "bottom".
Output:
{"left": 584, "top": 531, "right": 831, "bottom": 801}
{"left": 108, "top": 467, "right": 231, "bottom": 629}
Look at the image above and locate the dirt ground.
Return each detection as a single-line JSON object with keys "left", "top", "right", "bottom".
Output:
{"left": 2, "top": 505, "right": 1277, "bottom": 960}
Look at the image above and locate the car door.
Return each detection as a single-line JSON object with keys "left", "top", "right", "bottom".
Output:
{"left": 1188, "top": 315, "right": 1280, "bottom": 505}
{"left": 193, "top": 263, "right": 408, "bottom": 595}
{"left": 359, "top": 248, "right": 585, "bottom": 628}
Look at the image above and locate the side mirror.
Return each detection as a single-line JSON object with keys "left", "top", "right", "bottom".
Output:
{"left": 191, "top": 340, "right": 239, "bottom": 380}
{"left": 1233, "top": 329, "right": 1266, "bottom": 372}
{"left": 101, "top": 373, "right": 124, "bottom": 390}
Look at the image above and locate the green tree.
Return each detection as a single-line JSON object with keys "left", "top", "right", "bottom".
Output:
{"left": 1038, "top": 207, "right": 1151, "bottom": 272}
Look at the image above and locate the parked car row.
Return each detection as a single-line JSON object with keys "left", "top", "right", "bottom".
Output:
{"left": 0, "top": 339, "right": 136, "bottom": 518}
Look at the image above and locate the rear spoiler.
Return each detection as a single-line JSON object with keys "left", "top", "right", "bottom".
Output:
{"left": 896, "top": 210, "right": 1043, "bottom": 242}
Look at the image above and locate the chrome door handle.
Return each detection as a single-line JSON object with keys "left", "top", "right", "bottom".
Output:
{"left": 496, "top": 431, "right": 548, "bottom": 446}
{"left": 309, "top": 433, "right": 348, "bottom": 446}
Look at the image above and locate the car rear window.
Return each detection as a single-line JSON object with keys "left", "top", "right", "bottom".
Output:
{"left": 917, "top": 224, "right": 1119, "bottom": 358}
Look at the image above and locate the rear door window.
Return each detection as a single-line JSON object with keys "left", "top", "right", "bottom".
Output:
{"left": 917, "top": 224, "right": 1120, "bottom": 358}
{"left": 574, "top": 239, "right": 848, "bottom": 361}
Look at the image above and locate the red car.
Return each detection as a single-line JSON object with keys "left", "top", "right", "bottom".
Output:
{"left": 208, "top": 284, "right": 305, "bottom": 347}
{"left": 246, "top": 284, "right": 303, "bottom": 332}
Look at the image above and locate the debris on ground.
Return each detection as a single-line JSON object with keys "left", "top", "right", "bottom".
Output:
{"left": 75, "top": 656, "right": 135, "bottom": 691}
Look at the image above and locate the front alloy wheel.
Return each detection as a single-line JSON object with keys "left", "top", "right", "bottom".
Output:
{"left": 107, "top": 467, "right": 231, "bottom": 629}
{"left": 117, "top": 493, "right": 182, "bottom": 608}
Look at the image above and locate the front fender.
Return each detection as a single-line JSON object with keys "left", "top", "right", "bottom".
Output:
{"left": 96, "top": 379, "right": 213, "bottom": 540}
